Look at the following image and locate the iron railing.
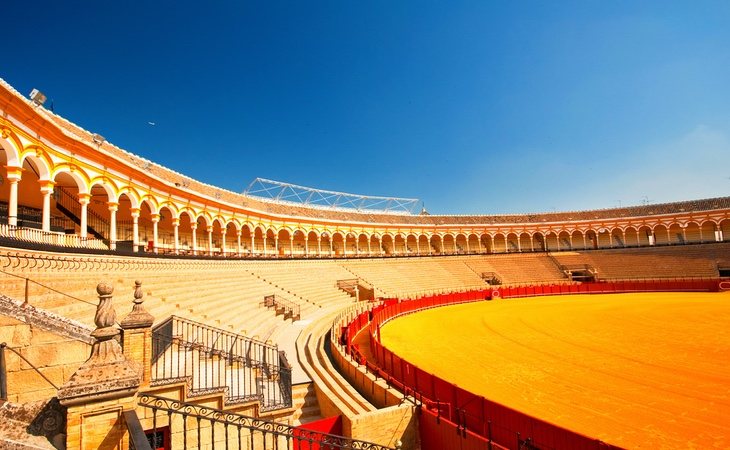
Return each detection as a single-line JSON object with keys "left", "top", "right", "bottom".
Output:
{"left": 124, "top": 410, "right": 154, "bottom": 450}
{"left": 151, "top": 316, "right": 291, "bottom": 411}
{"left": 138, "top": 393, "right": 394, "bottom": 450}
{"left": 262, "top": 294, "right": 301, "bottom": 321}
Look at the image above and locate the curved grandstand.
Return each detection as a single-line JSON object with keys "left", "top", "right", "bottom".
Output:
{"left": 0, "top": 77, "right": 729, "bottom": 450}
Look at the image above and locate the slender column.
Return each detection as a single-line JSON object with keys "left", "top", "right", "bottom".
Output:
{"left": 274, "top": 236, "right": 279, "bottom": 255}
{"left": 150, "top": 213, "right": 159, "bottom": 253}
{"left": 304, "top": 237, "right": 309, "bottom": 256}
{"left": 582, "top": 234, "right": 587, "bottom": 249}
{"left": 290, "top": 237, "right": 294, "bottom": 256}
{"left": 237, "top": 230, "right": 242, "bottom": 256}
{"left": 622, "top": 230, "right": 626, "bottom": 247}
{"left": 608, "top": 232, "right": 613, "bottom": 248}
{"left": 317, "top": 237, "right": 322, "bottom": 257}
{"left": 39, "top": 180, "right": 55, "bottom": 232}
{"left": 108, "top": 202, "right": 118, "bottom": 250}
{"left": 368, "top": 239, "right": 372, "bottom": 256}
{"left": 681, "top": 226, "right": 687, "bottom": 244}
{"left": 78, "top": 193, "right": 90, "bottom": 240}
{"left": 569, "top": 234, "right": 574, "bottom": 249}
{"left": 6, "top": 168, "right": 22, "bottom": 227}
{"left": 130, "top": 208, "right": 140, "bottom": 253}
{"left": 250, "top": 235, "right": 255, "bottom": 255}
{"left": 221, "top": 230, "right": 227, "bottom": 255}
{"left": 329, "top": 238, "right": 333, "bottom": 256}
{"left": 699, "top": 226, "right": 704, "bottom": 243}
{"left": 530, "top": 235, "right": 535, "bottom": 252}
{"left": 636, "top": 230, "right": 640, "bottom": 246}
{"left": 466, "top": 239, "right": 470, "bottom": 253}
{"left": 191, "top": 224, "right": 198, "bottom": 254}
{"left": 667, "top": 228, "right": 671, "bottom": 245}
{"left": 517, "top": 237, "right": 522, "bottom": 252}
{"left": 172, "top": 218, "right": 180, "bottom": 254}
{"left": 416, "top": 239, "right": 420, "bottom": 255}
{"left": 263, "top": 236, "right": 267, "bottom": 256}
{"left": 207, "top": 226, "right": 213, "bottom": 256}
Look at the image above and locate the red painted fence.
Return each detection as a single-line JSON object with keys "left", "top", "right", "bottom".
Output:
{"left": 341, "top": 279, "right": 720, "bottom": 450}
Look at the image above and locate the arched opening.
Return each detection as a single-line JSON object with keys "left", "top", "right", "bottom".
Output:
{"left": 292, "top": 229, "right": 306, "bottom": 256}
{"left": 241, "top": 224, "right": 253, "bottom": 255}
{"left": 505, "top": 233, "right": 519, "bottom": 252}
{"left": 480, "top": 234, "right": 492, "bottom": 254}
{"left": 455, "top": 234, "right": 468, "bottom": 254}
{"left": 668, "top": 223, "right": 684, "bottom": 245}
{"left": 345, "top": 233, "right": 358, "bottom": 256}
{"left": 636, "top": 225, "right": 652, "bottom": 246}
{"left": 307, "top": 230, "right": 320, "bottom": 256}
{"left": 699, "top": 221, "right": 717, "bottom": 243}
{"left": 429, "top": 235, "right": 442, "bottom": 254}
{"left": 653, "top": 225, "right": 669, "bottom": 245}
{"left": 265, "top": 228, "right": 277, "bottom": 256}
{"left": 610, "top": 228, "right": 624, "bottom": 248}
{"left": 381, "top": 235, "right": 394, "bottom": 255}
{"left": 277, "top": 229, "right": 292, "bottom": 256}
{"left": 570, "top": 230, "right": 585, "bottom": 249}
{"left": 358, "top": 233, "right": 370, "bottom": 256}
{"left": 406, "top": 234, "right": 418, "bottom": 255}
{"left": 519, "top": 233, "right": 532, "bottom": 252}
{"left": 585, "top": 230, "right": 598, "bottom": 249}
{"left": 332, "top": 232, "right": 345, "bottom": 257}
{"left": 252, "top": 226, "right": 265, "bottom": 255}
{"left": 596, "top": 229, "right": 611, "bottom": 248}
{"left": 623, "top": 227, "right": 638, "bottom": 247}
{"left": 370, "top": 234, "right": 381, "bottom": 256}
{"left": 442, "top": 234, "right": 456, "bottom": 254}
{"left": 418, "top": 234, "right": 430, "bottom": 255}
{"left": 321, "top": 232, "right": 333, "bottom": 256}
{"left": 720, "top": 219, "right": 730, "bottom": 242}
{"left": 532, "top": 233, "right": 546, "bottom": 252}
{"left": 224, "top": 222, "right": 238, "bottom": 255}
{"left": 467, "top": 234, "right": 480, "bottom": 253}
{"left": 684, "top": 222, "right": 701, "bottom": 244}
{"left": 393, "top": 235, "right": 405, "bottom": 255}
{"left": 558, "top": 231, "right": 572, "bottom": 250}
{"left": 210, "top": 219, "right": 223, "bottom": 255}
{"left": 491, "top": 234, "right": 506, "bottom": 253}
{"left": 49, "top": 170, "right": 86, "bottom": 240}
{"left": 176, "top": 210, "right": 194, "bottom": 253}
{"left": 543, "top": 232, "right": 557, "bottom": 251}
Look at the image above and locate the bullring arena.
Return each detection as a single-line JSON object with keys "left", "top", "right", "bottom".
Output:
{"left": 0, "top": 76, "right": 728, "bottom": 450}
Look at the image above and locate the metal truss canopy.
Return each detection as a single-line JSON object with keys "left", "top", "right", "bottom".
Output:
{"left": 243, "top": 178, "right": 419, "bottom": 214}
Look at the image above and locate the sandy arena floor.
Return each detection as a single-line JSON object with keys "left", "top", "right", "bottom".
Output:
{"left": 379, "top": 292, "right": 730, "bottom": 449}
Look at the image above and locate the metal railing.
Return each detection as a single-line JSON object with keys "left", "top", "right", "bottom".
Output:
{"left": 262, "top": 294, "right": 301, "bottom": 321}
{"left": 151, "top": 316, "right": 291, "bottom": 411}
{"left": 138, "top": 393, "right": 394, "bottom": 450}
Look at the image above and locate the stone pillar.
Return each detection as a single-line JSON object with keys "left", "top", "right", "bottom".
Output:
{"left": 108, "top": 202, "right": 118, "bottom": 251}
{"left": 58, "top": 282, "right": 141, "bottom": 450}
{"left": 191, "top": 224, "right": 198, "bottom": 254}
{"left": 236, "top": 230, "right": 242, "bottom": 256}
{"left": 39, "top": 180, "right": 55, "bottom": 232}
{"left": 172, "top": 218, "right": 180, "bottom": 254}
{"left": 151, "top": 213, "right": 159, "bottom": 254}
{"left": 120, "top": 281, "right": 154, "bottom": 388}
{"left": 130, "top": 208, "right": 140, "bottom": 253}
{"left": 78, "top": 194, "right": 90, "bottom": 240}
{"left": 6, "top": 167, "right": 22, "bottom": 227}
{"left": 207, "top": 226, "right": 213, "bottom": 256}
{"left": 221, "top": 230, "right": 227, "bottom": 255}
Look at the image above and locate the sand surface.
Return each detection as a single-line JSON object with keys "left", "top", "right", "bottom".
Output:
{"left": 380, "top": 292, "right": 730, "bottom": 449}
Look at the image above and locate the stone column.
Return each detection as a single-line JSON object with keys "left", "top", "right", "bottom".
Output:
{"left": 58, "top": 282, "right": 141, "bottom": 450}
{"left": 151, "top": 213, "right": 159, "bottom": 254}
{"left": 190, "top": 224, "right": 198, "bottom": 254}
{"left": 39, "top": 180, "right": 55, "bottom": 232}
{"left": 130, "top": 208, "right": 140, "bottom": 253}
{"left": 221, "top": 230, "right": 227, "bottom": 255}
{"left": 108, "top": 202, "right": 118, "bottom": 251}
{"left": 207, "top": 226, "right": 213, "bottom": 256}
{"left": 6, "top": 167, "right": 22, "bottom": 227}
{"left": 236, "top": 230, "right": 242, "bottom": 256}
{"left": 172, "top": 218, "right": 180, "bottom": 254}
{"left": 78, "top": 194, "right": 90, "bottom": 240}
{"left": 120, "top": 281, "right": 154, "bottom": 388}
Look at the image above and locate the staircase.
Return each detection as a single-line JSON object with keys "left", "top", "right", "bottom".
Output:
{"left": 150, "top": 315, "right": 292, "bottom": 411}
{"left": 54, "top": 187, "right": 108, "bottom": 241}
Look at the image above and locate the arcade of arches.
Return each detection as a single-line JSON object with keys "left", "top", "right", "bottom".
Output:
{"left": 1, "top": 117, "right": 729, "bottom": 258}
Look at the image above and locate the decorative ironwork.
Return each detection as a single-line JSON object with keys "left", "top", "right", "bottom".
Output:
{"left": 151, "top": 316, "right": 291, "bottom": 411}
{"left": 243, "top": 178, "right": 420, "bottom": 214}
{"left": 138, "top": 393, "right": 395, "bottom": 450}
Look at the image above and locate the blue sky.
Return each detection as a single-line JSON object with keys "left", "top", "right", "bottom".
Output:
{"left": 3, "top": 1, "right": 729, "bottom": 214}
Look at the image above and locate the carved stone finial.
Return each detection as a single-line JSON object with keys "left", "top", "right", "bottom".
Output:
{"left": 120, "top": 280, "right": 154, "bottom": 329}
{"left": 94, "top": 281, "right": 116, "bottom": 329}
{"left": 58, "top": 281, "right": 139, "bottom": 406}
{"left": 133, "top": 280, "right": 143, "bottom": 304}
